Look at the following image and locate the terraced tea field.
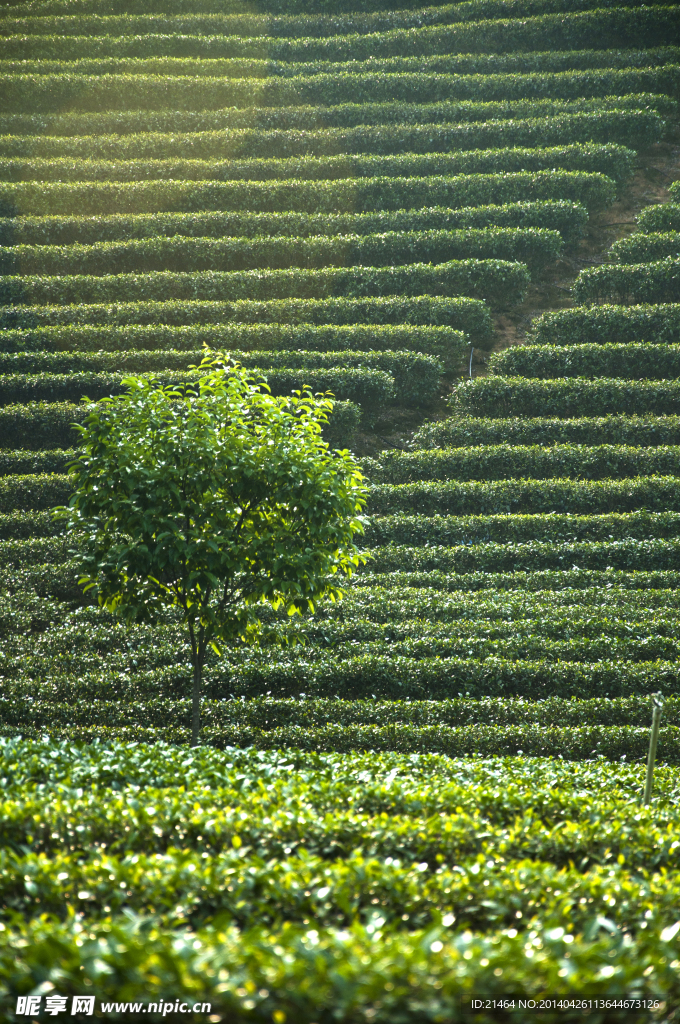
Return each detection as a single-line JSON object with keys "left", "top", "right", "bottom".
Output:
{"left": 2, "top": 0, "right": 680, "bottom": 1015}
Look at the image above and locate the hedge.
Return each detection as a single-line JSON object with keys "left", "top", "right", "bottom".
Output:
{"left": 609, "top": 230, "right": 680, "bottom": 263}
{"left": 0, "top": 171, "right": 617, "bottom": 217}
{"left": 528, "top": 303, "right": 680, "bottom": 345}
{"left": 489, "top": 341, "right": 680, "bottom": 379}
{"left": 0, "top": 296, "right": 494, "bottom": 341}
{"left": 0, "top": 450, "right": 75, "bottom": 478}
{"left": 0, "top": 260, "right": 531, "bottom": 308}
{"left": 0, "top": 144, "right": 635, "bottom": 187}
{"left": 364, "top": 444, "right": 680, "bottom": 484}
{"left": 0, "top": 200, "right": 591, "bottom": 247}
{"left": 1, "top": 46, "right": 677, "bottom": 93}
{"left": 0, "top": 368, "right": 396, "bottom": 410}
{"left": 6, "top": 714, "right": 680, "bottom": 768}
{"left": 4, "top": 830, "right": 680, "bottom": 938}
{"left": 0, "top": 350, "right": 443, "bottom": 408}
{"left": 365, "top": 509, "right": 680, "bottom": 546}
{"left": 0, "top": 323, "right": 467, "bottom": 362}
{"left": 0, "top": 94, "right": 672, "bottom": 147}
{"left": 1, "top": 8, "right": 679, "bottom": 61}
{"left": 0, "top": 0, "right": 665, "bottom": 38}
{"left": 449, "top": 377, "right": 680, "bottom": 417}
{"left": 6, "top": 507, "right": 680, "bottom": 547}
{"left": 412, "top": 413, "right": 680, "bottom": 449}
{"left": 7, "top": 691, "right": 680, "bottom": 733}
{"left": 0, "top": 473, "right": 71, "bottom": 512}
{"left": 637, "top": 202, "right": 680, "bottom": 234}
{"left": 8, "top": 638, "right": 680, "bottom": 703}
{"left": 573, "top": 257, "right": 680, "bottom": 304}
{"left": 3, "top": 895, "right": 680, "bottom": 1015}
{"left": 0, "top": 228, "right": 563, "bottom": 277}
{"left": 365, "top": 476, "right": 680, "bottom": 516}
{"left": 0, "top": 510, "right": 62, "bottom": 540}
{"left": 0, "top": 112, "right": 660, "bottom": 161}
{"left": 4, "top": 559, "right": 678, "bottom": 604}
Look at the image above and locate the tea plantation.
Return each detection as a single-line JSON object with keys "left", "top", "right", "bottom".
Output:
{"left": 1, "top": 0, "right": 680, "bottom": 1017}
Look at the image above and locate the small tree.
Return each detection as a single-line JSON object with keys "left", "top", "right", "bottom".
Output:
{"left": 55, "top": 357, "right": 367, "bottom": 745}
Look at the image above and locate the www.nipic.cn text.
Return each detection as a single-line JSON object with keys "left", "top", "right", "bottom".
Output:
{"left": 16, "top": 996, "right": 213, "bottom": 1016}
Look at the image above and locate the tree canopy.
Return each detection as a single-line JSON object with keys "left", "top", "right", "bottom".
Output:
{"left": 55, "top": 356, "right": 368, "bottom": 743}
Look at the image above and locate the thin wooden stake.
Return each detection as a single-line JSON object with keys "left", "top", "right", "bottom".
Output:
{"left": 469, "top": 346, "right": 474, "bottom": 379}
{"left": 643, "top": 694, "right": 664, "bottom": 806}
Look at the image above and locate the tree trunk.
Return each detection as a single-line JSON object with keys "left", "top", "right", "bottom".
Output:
{"left": 191, "top": 659, "right": 202, "bottom": 747}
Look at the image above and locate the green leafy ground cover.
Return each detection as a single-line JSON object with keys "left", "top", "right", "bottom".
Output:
{"left": 2, "top": 0, "right": 680, "bottom": 1014}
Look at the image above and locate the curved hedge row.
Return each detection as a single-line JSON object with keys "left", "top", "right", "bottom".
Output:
{"left": 489, "top": 341, "right": 680, "bottom": 378}
{"left": 573, "top": 257, "right": 680, "bottom": 304}
{"left": 0, "top": 144, "right": 636, "bottom": 186}
{"left": 364, "top": 444, "right": 680, "bottom": 484}
{"left": 528, "top": 303, "right": 680, "bottom": 345}
{"left": 0, "top": 228, "right": 563, "bottom": 277}
{"left": 1, "top": 8, "right": 678, "bottom": 60}
{"left": 412, "top": 413, "right": 680, "bottom": 449}
{"left": 0, "top": 200, "right": 591, "bottom": 247}
{"left": 0, "top": 171, "right": 616, "bottom": 217}
{"left": 0, "top": 112, "right": 660, "bottom": 161}
{"left": 0, "top": 260, "right": 531, "bottom": 308}
{"left": 0, "top": 323, "right": 467, "bottom": 360}
{"left": 449, "top": 376, "right": 680, "bottom": 417}
{"left": 365, "top": 510, "right": 680, "bottom": 546}
{"left": 609, "top": 230, "right": 680, "bottom": 263}
{"left": 0, "top": 296, "right": 494, "bottom": 340}
{"left": 0, "top": 350, "right": 443, "bottom": 409}
{"left": 0, "top": 94, "right": 671, "bottom": 145}
{"left": 637, "top": 202, "right": 680, "bottom": 234}
{"left": 1, "top": 48, "right": 677, "bottom": 95}
{"left": 365, "top": 476, "right": 680, "bottom": 515}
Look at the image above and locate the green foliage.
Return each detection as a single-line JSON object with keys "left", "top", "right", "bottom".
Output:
{"left": 0, "top": 200, "right": 591, "bottom": 247}
{"left": 0, "top": 398, "right": 361, "bottom": 451}
{"left": 0, "top": 259, "right": 531, "bottom": 308}
{"left": 365, "top": 510, "right": 680, "bottom": 546}
{"left": 637, "top": 202, "right": 680, "bottom": 233}
{"left": 0, "top": 295, "right": 492, "bottom": 340}
{"left": 609, "top": 230, "right": 680, "bottom": 263}
{"left": 0, "top": 96, "right": 671, "bottom": 148}
{"left": 528, "top": 302, "right": 680, "bottom": 345}
{"left": 56, "top": 360, "right": 367, "bottom": 742}
{"left": 364, "top": 443, "right": 680, "bottom": 484}
{"left": 1, "top": 9, "right": 678, "bottom": 62}
{"left": 449, "top": 377, "right": 680, "bottom": 417}
{"left": 573, "top": 257, "right": 680, "bottom": 304}
{"left": 0, "top": 112, "right": 660, "bottom": 162}
{"left": 0, "top": 228, "right": 563, "bottom": 277}
{"left": 412, "top": 413, "right": 680, "bottom": 448}
{"left": 1, "top": 49, "right": 676, "bottom": 96}
{"left": 0, "top": 145, "right": 635, "bottom": 186}
{"left": 0, "top": 367, "right": 398, "bottom": 411}
{"left": 0, "top": 349, "right": 443, "bottom": 409}
{"left": 366, "top": 476, "right": 680, "bottom": 515}
{"left": 490, "top": 341, "right": 680, "bottom": 379}
{"left": 0, "top": 170, "right": 617, "bottom": 217}
{"left": 0, "top": 323, "right": 467, "bottom": 361}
